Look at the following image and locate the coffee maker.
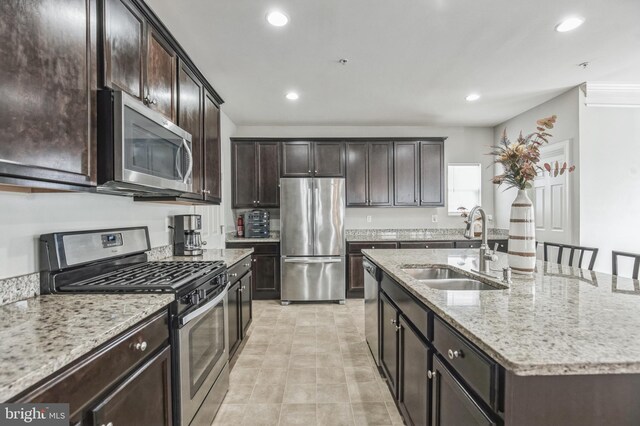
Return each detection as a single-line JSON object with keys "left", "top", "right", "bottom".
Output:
{"left": 173, "top": 214, "right": 206, "bottom": 256}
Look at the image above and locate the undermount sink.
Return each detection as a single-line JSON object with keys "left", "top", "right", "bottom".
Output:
{"left": 400, "top": 266, "right": 501, "bottom": 291}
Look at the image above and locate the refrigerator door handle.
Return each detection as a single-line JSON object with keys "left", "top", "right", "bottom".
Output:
{"left": 283, "top": 258, "right": 342, "bottom": 264}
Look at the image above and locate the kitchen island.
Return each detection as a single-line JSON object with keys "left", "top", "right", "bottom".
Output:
{"left": 363, "top": 248, "right": 640, "bottom": 425}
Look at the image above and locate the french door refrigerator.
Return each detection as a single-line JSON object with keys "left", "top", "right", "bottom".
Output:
{"left": 280, "top": 178, "right": 346, "bottom": 304}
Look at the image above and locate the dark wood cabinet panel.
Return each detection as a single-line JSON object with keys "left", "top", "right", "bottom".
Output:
{"left": 399, "top": 316, "right": 431, "bottom": 426}
{"left": 381, "top": 292, "right": 400, "bottom": 398}
{"left": 228, "top": 280, "right": 241, "bottom": 359}
{"left": 431, "top": 356, "right": 497, "bottom": 426}
{"left": 488, "top": 239, "right": 508, "bottom": 253}
{"left": 368, "top": 142, "right": 394, "bottom": 206}
{"left": 203, "top": 91, "right": 221, "bottom": 203}
{"left": 240, "top": 272, "right": 252, "bottom": 335}
{"left": 420, "top": 141, "right": 444, "bottom": 206}
{"left": 399, "top": 241, "right": 455, "bottom": 249}
{"left": 394, "top": 142, "right": 420, "bottom": 206}
{"left": 145, "top": 26, "right": 177, "bottom": 120}
{"left": 346, "top": 142, "right": 369, "bottom": 206}
{"left": 232, "top": 142, "right": 258, "bottom": 208}
{"left": 347, "top": 254, "right": 365, "bottom": 299}
{"left": 90, "top": 346, "right": 172, "bottom": 426}
{"left": 178, "top": 61, "right": 203, "bottom": 198}
{"left": 252, "top": 254, "right": 281, "bottom": 300}
{"left": 103, "top": 0, "right": 145, "bottom": 99}
{"left": 257, "top": 142, "right": 280, "bottom": 207}
{"left": 0, "top": 0, "right": 96, "bottom": 188}
{"left": 281, "top": 142, "right": 313, "bottom": 177}
{"left": 314, "top": 142, "right": 345, "bottom": 177}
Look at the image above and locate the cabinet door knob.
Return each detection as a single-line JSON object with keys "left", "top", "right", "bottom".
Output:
{"left": 390, "top": 318, "right": 396, "bottom": 324}
{"left": 315, "top": 170, "right": 318, "bottom": 173}
{"left": 243, "top": 263, "right": 251, "bottom": 267}
{"left": 134, "top": 341, "right": 148, "bottom": 352}
{"left": 202, "top": 189, "right": 211, "bottom": 194}
{"left": 448, "top": 349, "right": 462, "bottom": 359}
{"left": 427, "top": 370, "right": 434, "bottom": 379}
{"left": 230, "top": 273, "right": 238, "bottom": 277}
{"left": 241, "top": 285, "right": 246, "bottom": 290}
{"left": 425, "top": 245, "right": 429, "bottom": 248}
{"left": 257, "top": 200, "right": 260, "bottom": 204}
{"left": 395, "top": 325, "right": 401, "bottom": 332}
{"left": 308, "top": 170, "right": 311, "bottom": 173}
{"left": 101, "top": 422, "right": 114, "bottom": 426}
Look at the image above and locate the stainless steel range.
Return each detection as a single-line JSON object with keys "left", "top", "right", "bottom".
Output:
{"left": 39, "top": 226, "right": 229, "bottom": 426}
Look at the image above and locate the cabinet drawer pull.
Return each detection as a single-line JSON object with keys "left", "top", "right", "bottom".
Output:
{"left": 230, "top": 273, "right": 238, "bottom": 278}
{"left": 243, "top": 263, "right": 251, "bottom": 267}
{"left": 133, "top": 341, "right": 147, "bottom": 352}
{"left": 241, "top": 285, "right": 246, "bottom": 290}
{"left": 425, "top": 245, "right": 429, "bottom": 248}
{"left": 101, "top": 422, "right": 114, "bottom": 426}
{"left": 448, "top": 349, "right": 462, "bottom": 359}
{"left": 371, "top": 246, "right": 375, "bottom": 249}
{"left": 427, "top": 370, "right": 434, "bottom": 379}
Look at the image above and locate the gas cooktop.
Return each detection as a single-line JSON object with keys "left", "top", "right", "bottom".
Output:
{"left": 59, "top": 261, "right": 225, "bottom": 292}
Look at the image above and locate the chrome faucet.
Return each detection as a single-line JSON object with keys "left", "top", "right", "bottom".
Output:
{"left": 464, "top": 206, "right": 497, "bottom": 273}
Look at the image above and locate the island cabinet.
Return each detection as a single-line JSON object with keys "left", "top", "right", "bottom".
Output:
{"left": 377, "top": 270, "right": 501, "bottom": 426}
{"left": 231, "top": 141, "right": 280, "bottom": 208}
{"left": 281, "top": 141, "right": 345, "bottom": 177}
{"left": 11, "top": 309, "right": 172, "bottom": 425}
{"left": 226, "top": 242, "right": 281, "bottom": 300}
{"left": 227, "top": 256, "right": 253, "bottom": 364}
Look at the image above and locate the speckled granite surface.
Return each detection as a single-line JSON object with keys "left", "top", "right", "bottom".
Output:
{"left": 160, "top": 248, "right": 253, "bottom": 266}
{"left": 226, "top": 231, "right": 280, "bottom": 243}
{"left": 0, "top": 273, "right": 40, "bottom": 307}
{"left": 0, "top": 294, "right": 174, "bottom": 401}
{"left": 363, "top": 248, "right": 640, "bottom": 376}
{"left": 346, "top": 228, "right": 508, "bottom": 242}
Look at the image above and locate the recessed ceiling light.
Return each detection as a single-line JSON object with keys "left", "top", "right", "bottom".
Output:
{"left": 286, "top": 92, "right": 299, "bottom": 100}
{"left": 465, "top": 93, "right": 480, "bottom": 102}
{"left": 267, "top": 11, "right": 289, "bottom": 27}
{"left": 555, "top": 17, "right": 584, "bottom": 32}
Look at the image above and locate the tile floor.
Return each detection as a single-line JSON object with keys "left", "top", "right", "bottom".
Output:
{"left": 212, "top": 300, "right": 404, "bottom": 426}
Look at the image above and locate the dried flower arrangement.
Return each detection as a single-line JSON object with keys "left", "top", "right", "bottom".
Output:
{"left": 491, "top": 115, "right": 575, "bottom": 190}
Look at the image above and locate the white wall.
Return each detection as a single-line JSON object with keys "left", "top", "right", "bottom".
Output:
{"left": 578, "top": 91, "right": 640, "bottom": 273}
{"left": 0, "top": 110, "right": 237, "bottom": 280}
{"left": 233, "top": 125, "right": 496, "bottom": 230}
{"left": 493, "top": 88, "right": 580, "bottom": 243}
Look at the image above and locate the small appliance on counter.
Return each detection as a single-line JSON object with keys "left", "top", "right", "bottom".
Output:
{"left": 173, "top": 214, "right": 206, "bottom": 256}
{"left": 244, "top": 210, "right": 270, "bottom": 238}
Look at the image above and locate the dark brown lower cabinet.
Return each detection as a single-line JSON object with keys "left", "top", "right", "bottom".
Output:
{"left": 431, "top": 356, "right": 497, "bottom": 426}
{"left": 228, "top": 280, "right": 241, "bottom": 358}
{"left": 347, "top": 254, "right": 365, "bottom": 298}
{"left": 90, "top": 346, "right": 172, "bottom": 426}
{"left": 380, "top": 292, "right": 399, "bottom": 398}
{"left": 399, "top": 315, "right": 431, "bottom": 426}
{"left": 226, "top": 242, "right": 281, "bottom": 300}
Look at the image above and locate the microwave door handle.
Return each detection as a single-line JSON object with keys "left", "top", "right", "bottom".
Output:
{"left": 182, "top": 139, "right": 193, "bottom": 184}
{"left": 175, "top": 143, "right": 184, "bottom": 180}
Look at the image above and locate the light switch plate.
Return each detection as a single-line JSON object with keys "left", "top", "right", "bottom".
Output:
{"left": 366, "top": 215, "right": 372, "bottom": 223}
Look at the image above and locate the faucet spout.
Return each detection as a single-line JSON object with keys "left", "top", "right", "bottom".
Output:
{"left": 463, "top": 206, "right": 494, "bottom": 272}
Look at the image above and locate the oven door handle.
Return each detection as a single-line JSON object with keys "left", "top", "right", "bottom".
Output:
{"left": 179, "top": 290, "right": 225, "bottom": 327}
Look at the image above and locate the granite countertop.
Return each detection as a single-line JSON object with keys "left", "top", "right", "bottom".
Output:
{"left": 0, "top": 294, "right": 174, "bottom": 402}
{"left": 363, "top": 248, "right": 640, "bottom": 376}
{"left": 226, "top": 231, "right": 280, "bottom": 244}
{"left": 345, "top": 228, "right": 508, "bottom": 242}
{"left": 160, "top": 248, "right": 253, "bottom": 266}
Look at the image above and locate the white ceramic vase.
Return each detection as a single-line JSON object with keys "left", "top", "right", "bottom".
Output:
{"left": 508, "top": 189, "right": 536, "bottom": 275}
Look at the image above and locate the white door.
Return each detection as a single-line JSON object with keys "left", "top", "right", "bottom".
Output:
{"left": 533, "top": 140, "right": 572, "bottom": 258}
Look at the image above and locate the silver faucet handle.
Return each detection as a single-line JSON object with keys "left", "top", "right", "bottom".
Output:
{"left": 493, "top": 242, "right": 499, "bottom": 252}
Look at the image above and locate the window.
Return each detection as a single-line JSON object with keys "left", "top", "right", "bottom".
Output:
{"left": 447, "top": 163, "right": 482, "bottom": 215}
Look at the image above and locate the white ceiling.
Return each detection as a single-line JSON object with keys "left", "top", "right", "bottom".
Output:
{"left": 146, "top": 0, "right": 640, "bottom": 127}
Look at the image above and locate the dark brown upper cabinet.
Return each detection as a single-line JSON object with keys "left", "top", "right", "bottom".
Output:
{"left": 145, "top": 26, "right": 177, "bottom": 121}
{"left": 281, "top": 142, "right": 313, "bottom": 177}
{"left": 103, "top": 0, "right": 145, "bottom": 100}
{"left": 420, "top": 141, "right": 445, "bottom": 206}
{"left": 0, "top": 0, "right": 97, "bottom": 190}
{"left": 394, "top": 142, "right": 420, "bottom": 206}
{"left": 202, "top": 90, "right": 221, "bottom": 203}
{"left": 232, "top": 141, "right": 280, "bottom": 208}
{"left": 346, "top": 142, "right": 393, "bottom": 207}
{"left": 103, "top": 0, "right": 178, "bottom": 121}
{"left": 281, "top": 141, "right": 345, "bottom": 177}
{"left": 314, "top": 141, "right": 345, "bottom": 177}
{"left": 177, "top": 61, "right": 204, "bottom": 200}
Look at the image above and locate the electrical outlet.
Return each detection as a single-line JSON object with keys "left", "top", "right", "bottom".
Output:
{"left": 431, "top": 214, "right": 438, "bottom": 223}
{"left": 366, "top": 215, "right": 372, "bottom": 223}
{"left": 487, "top": 214, "right": 493, "bottom": 222}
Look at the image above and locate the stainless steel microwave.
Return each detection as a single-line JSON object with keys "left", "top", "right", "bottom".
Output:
{"left": 97, "top": 90, "right": 193, "bottom": 195}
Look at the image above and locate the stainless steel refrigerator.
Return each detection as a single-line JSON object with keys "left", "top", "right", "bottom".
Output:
{"left": 280, "top": 178, "right": 346, "bottom": 304}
